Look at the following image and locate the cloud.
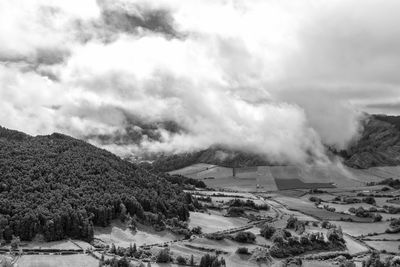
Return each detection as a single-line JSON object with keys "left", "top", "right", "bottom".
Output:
{"left": 0, "top": 0, "right": 398, "bottom": 164}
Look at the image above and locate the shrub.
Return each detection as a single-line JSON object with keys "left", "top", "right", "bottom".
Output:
{"left": 260, "top": 224, "right": 276, "bottom": 239}
{"left": 191, "top": 226, "right": 202, "bottom": 235}
{"left": 271, "top": 229, "right": 291, "bottom": 244}
{"left": 321, "top": 220, "right": 330, "bottom": 229}
{"left": 309, "top": 196, "right": 322, "bottom": 203}
{"left": 199, "top": 254, "right": 225, "bottom": 267}
{"left": 363, "top": 196, "right": 376, "bottom": 205}
{"left": 286, "top": 215, "right": 298, "bottom": 229}
{"left": 227, "top": 207, "right": 245, "bottom": 217}
{"left": 327, "top": 227, "right": 345, "bottom": 244}
{"left": 233, "top": 231, "right": 256, "bottom": 243}
{"left": 176, "top": 255, "right": 187, "bottom": 265}
{"left": 236, "top": 247, "right": 250, "bottom": 254}
{"left": 373, "top": 213, "right": 382, "bottom": 222}
{"left": 270, "top": 231, "right": 345, "bottom": 258}
{"left": 156, "top": 249, "right": 171, "bottom": 263}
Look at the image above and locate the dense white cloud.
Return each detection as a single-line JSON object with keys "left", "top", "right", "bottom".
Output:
{"left": 0, "top": 0, "right": 398, "bottom": 163}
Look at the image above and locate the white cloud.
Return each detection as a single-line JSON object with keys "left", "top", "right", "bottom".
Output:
{"left": 0, "top": 0, "right": 398, "bottom": 163}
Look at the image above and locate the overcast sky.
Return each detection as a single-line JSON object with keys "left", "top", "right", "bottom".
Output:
{"left": 0, "top": 0, "right": 398, "bottom": 163}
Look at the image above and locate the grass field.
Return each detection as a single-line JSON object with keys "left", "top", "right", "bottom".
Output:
{"left": 274, "top": 196, "right": 373, "bottom": 222}
{"left": 274, "top": 178, "right": 335, "bottom": 190}
{"left": 20, "top": 240, "right": 82, "bottom": 250}
{"left": 364, "top": 241, "right": 400, "bottom": 253}
{"left": 16, "top": 255, "right": 98, "bottom": 267}
{"left": 171, "top": 163, "right": 392, "bottom": 191}
{"left": 94, "top": 221, "right": 182, "bottom": 247}
{"left": 169, "top": 163, "right": 217, "bottom": 176}
{"left": 343, "top": 235, "right": 370, "bottom": 255}
{"left": 363, "top": 233, "right": 400, "bottom": 240}
{"left": 188, "top": 211, "right": 248, "bottom": 233}
{"left": 332, "top": 221, "right": 390, "bottom": 237}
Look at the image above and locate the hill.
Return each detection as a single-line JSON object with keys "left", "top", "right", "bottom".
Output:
{"left": 0, "top": 126, "right": 197, "bottom": 243}
{"left": 343, "top": 115, "right": 400, "bottom": 168}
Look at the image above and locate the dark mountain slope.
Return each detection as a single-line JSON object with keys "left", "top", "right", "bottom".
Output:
{"left": 0, "top": 126, "right": 196, "bottom": 242}
{"left": 343, "top": 115, "right": 400, "bottom": 168}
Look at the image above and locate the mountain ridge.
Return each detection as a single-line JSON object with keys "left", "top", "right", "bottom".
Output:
{"left": 0, "top": 126, "right": 196, "bottom": 242}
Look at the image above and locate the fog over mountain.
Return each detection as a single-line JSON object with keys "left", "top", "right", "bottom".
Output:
{"left": 1, "top": 0, "right": 400, "bottom": 164}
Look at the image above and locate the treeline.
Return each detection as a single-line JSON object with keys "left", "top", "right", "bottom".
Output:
{"left": 0, "top": 127, "right": 197, "bottom": 243}
{"left": 152, "top": 147, "right": 270, "bottom": 172}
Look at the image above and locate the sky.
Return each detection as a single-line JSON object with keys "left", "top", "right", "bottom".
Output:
{"left": 0, "top": 0, "right": 399, "bottom": 164}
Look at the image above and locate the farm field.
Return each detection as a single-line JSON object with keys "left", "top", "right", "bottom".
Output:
{"left": 169, "top": 163, "right": 217, "bottom": 176}
{"left": 363, "top": 233, "right": 400, "bottom": 240}
{"left": 331, "top": 221, "right": 390, "bottom": 237}
{"left": 171, "top": 163, "right": 392, "bottom": 192}
{"left": 343, "top": 235, "right": 370, "bottom": 254}
{"left": 274, "top": 178, "right": 334, "bottom": 190}
{"left": 94, "top": 221, "right": 182, "bottom": 247}
{"left": 15, "top": 254, "right": 98, "bottom": 267}
{"left": 188, "top": 211, "right": 248, "bottom": 233}
{"left": 19, "top": 240, "right": 83, "bottom": 250}
{"left": 364, "top": 240, "right": 400, "bottom": 253}
{"left": 274, "top": 196, "right": 373, "bottom": 222}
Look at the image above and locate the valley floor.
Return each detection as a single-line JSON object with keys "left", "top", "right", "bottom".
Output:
{"left": 3, "top": 164, "right": 400, "bottom": 266}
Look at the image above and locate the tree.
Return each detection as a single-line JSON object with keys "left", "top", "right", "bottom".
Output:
{"left": 373, "top": 213, "right": 382, "bottom": 222}
{"left": 118, "top": 257, "right": 130, "bottom": 267}
{"left": 199, "top": 254, "right": 225, "bottom": 267}
{"left": 191, "top": 226, "right": 202, "bottom": 235}
{"left": 363, "top": 197, "right": 376, "bottom": 205}
{"left": 286, "top": 215, "right": 298, "bottom": 229}
{"left": 177, "top": 256, "right": 187, "bottom": 265}
{"left": 190, "top": 255, "right": 195, "bottom": 266}
{"left": 120, "top": 203, "right": 128, "bottom": 222}
{"left": 321, "top": 220, "right": 330, "bottom": 229}
{"left": 110, "top": 243, "right": 117, "bottom": 254}
{"left": 156, "top": 248, "right": 171, "bottom": 263}
{"left": 10, "top": 236, "right": 20, "bottom": 250}
{"left": 327, "top": 228, "right": 344, "bottom": 244}
{"left": 0, "top": 126, "right": 195, "bottom": 243}
{"left": 236, "top": 247, "right": 250, "bottom": 254}
{"left": 233, "top": 232, "right": 256, "bottom": 243}
{"left": 260, "top": 224, "right": 276, "bottom": 239}
{"left": 99, "top": 253, "right": 105, "bottom": 267}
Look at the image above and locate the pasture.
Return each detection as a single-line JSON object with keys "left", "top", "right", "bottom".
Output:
{"left": 15, "top": 254, "right": 98, "bottom": 267}
{"left": 274, "top": 196, "right": 373, "bottom": 222}
{"left": 331, "top": 221, "right": 390, "bottom": 237}
{"left": 171, "top": 163, "right": 395, "bottom": 192}
{"left": 188, "top": 211, "right": 248, "bottom": 233}
{"left": 94, "top": 221, "right": 182, "bottom": 247}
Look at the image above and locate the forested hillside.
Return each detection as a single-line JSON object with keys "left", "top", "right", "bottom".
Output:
{"left": 343, "top": 115, "right": 400, "bottom": 168}
{"left": 0, "top": 126, "right": 197, "bottom": 243}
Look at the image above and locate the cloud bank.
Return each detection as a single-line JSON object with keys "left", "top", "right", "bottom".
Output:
{"left": 1, "top": 0, "right": 397, "bottom": 164}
